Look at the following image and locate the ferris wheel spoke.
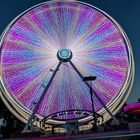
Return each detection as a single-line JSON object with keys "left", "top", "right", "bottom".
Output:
{"left": 31, "top": 11, "right": 61, "bottom": 49}
{"left": 5, "top": 37, "right": 57, "bottom": 54}
{"left": 73, "top": 17, "right": 107, "bottom": 49}
{"left": 72, "top": 60, "right": 126, "bottom": 89}
{"left": 73, "top": 39, "right": 125, "bottom": 55}
{"left": 69, "top": 60, "right": 115, "bottom": 118}
{"left": 94, "top": 81, "right": 112, "bottom": 99}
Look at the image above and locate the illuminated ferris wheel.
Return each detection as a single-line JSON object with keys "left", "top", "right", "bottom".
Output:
{"left": 0, "top": 0, "right": 134, "bottom": 131}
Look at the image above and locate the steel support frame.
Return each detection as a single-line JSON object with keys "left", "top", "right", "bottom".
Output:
{"left": 23, "top": 62, "right": 62, "bottom": 132}
{"left": 23, "top": 60, "right": 118, "bottom": 132}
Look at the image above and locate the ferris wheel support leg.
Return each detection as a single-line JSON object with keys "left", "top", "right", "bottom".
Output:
{"left": 69, "top": 61, "right": 119, "bottom": 125}
{"left": 22, "top": 62, "right": 62, "bottom": 133}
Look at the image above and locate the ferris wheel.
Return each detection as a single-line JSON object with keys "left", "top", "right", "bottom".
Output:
{"left": 0, "top": 0, "right": 134, "bottom": 131}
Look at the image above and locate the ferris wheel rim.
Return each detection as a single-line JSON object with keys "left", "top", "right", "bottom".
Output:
{"left": 0, "top": 0, "right": 134, "bottom": 124}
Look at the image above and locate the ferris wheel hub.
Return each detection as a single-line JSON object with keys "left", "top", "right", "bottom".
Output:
{"left": 57, "top": 48, "right": 72, "bottom": 62}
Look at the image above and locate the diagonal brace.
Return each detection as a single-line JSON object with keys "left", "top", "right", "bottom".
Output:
{"left": 23, "top": 62, "right": 62, "bottom": 132}
{"left": 69, "top": 61, "right": 118, "bottom": 124}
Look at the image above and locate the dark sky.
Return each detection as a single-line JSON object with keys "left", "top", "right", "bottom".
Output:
{"left": 0, "top": 0, "right": 140, "bottom": 104}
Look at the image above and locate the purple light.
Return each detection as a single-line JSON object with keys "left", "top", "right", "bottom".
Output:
{"left": 124, "top": 102, "right": 140, "bottom": 112}
{"left": 1, "top": 1, "right": 129, "bottom": 120}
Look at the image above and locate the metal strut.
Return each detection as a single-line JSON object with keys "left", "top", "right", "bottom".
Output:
{"left": 23, "top": 60, "right": 118, "bottom": 132}
{"left": 69, "top": 61, "right": 119, "bottom": 125}
{"left": 23, "top": 62, "right": 62, "bottom": 132}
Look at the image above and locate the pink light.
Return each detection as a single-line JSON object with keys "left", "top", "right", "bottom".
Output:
{"left": 124, "top": 102, "right": 140, "bottom": 112}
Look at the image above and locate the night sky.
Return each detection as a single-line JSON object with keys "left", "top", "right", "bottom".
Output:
{"left": 0, "top": 0, "right": 140, "bottom": 104}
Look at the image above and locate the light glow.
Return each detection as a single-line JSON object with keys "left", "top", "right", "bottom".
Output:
{"left": 0, "top": 1, "right": 133, "bottom": 122}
